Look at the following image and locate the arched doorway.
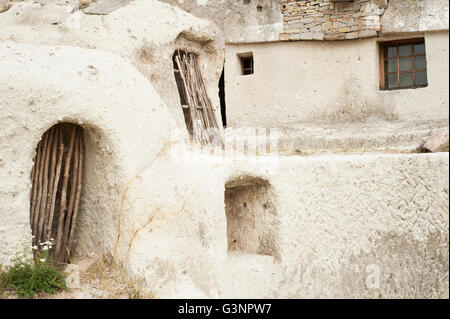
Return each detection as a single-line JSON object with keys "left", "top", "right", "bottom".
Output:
{"left": 30, "top": 123, "right": 84, "bottom": 266}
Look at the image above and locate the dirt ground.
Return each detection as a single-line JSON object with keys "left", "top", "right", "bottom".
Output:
{"left": 2, "top": 255, "right": 154, "bottom": 299}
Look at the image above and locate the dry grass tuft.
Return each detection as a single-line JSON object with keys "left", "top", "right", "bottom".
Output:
{"left": 82, "top": 254, "right": 153, "bottom": 299}
{"left": 411, "top": 144, "right": 432, "bottom": 154}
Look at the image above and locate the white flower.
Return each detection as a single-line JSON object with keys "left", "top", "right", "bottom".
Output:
{"left": 39, "top": 258, "right": 46, "bottom": 262}
{"left": 32, "top": 245, "right": 38, "bottom": 250}
{"left": 43, "top": 246, "right": 48, "bottom": 251}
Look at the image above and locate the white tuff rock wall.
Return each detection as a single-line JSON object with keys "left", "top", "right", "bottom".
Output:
{"left": 0, "top": 0, "right": 448, "bottom": 298}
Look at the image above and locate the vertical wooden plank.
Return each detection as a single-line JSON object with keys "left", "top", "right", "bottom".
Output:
{"left": 32, "top": 132, "right": 49, "bottom": 246}
{"left": 37, "top": 126, "right": 54, "bottom": 245}
{"left": 43, "top": 125, "right": 58, "bottom": 241}
{"left": 47, "top": 126, "right": 64, "bottom": 242}
{"left": 30, "top": 142, "right": 41, "bottom": 242}
{"left": 61, "top": 128, "right": 80, "bottom": 263}
{"left": 54, "top": 125, "right": 76, "bottom": 265}
{"left": 68, "top": 130, "right": 84, "bottom": 262}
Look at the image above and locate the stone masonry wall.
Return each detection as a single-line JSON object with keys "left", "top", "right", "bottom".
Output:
{"left": 279, "top": 0, "right": 387, "bottom": 41}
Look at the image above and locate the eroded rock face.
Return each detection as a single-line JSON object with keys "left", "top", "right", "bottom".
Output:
{"left": 381, "top": 0, "right": 449, "bottom": 33}
{"left": 424, "top": 131, "right": 450, "bottom": 152}
{"left": 0, "top": 40, "right": 177, "bottom": 267}
{"left": 119, "top": 151, "right": 449, "bottom": 298}
{"left": 279, "top": 0, "right": 386, "bottom": 41}
{"left": 82, "top": 0, "right": 129, "bottom": 15}
{"left": 0, "top": 0, "right": 225, "bottom": 134}
{"left": 0, "top": 0, "right": 448, "bottom": 299}
{"left": 159, "top": 0, "right": 283, "bottom": 43}
{"left": 0, "top": 0, "right": 10, "bottom": 14}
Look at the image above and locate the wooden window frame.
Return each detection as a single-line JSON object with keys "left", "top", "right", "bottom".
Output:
{"left": 379, "top": 38, "right": 428, "bottom": 90}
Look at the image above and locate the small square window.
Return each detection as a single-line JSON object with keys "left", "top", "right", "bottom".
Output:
{"left": 238, "top": 53, "right": 254, "bottom": 75}
{"left": 379, "top": 38, "right": 428, "bottom": 90}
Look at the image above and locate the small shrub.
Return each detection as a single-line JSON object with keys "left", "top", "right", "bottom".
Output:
{"left": 1, "top": 245, "right": 67, "bottom": 298}
{"left": 0, "top": 265, "right": 8, "bottom": 297}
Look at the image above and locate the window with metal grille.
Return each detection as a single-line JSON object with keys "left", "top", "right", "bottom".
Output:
{"left": 379, "top": 38, "right": 428, "bottom": 90}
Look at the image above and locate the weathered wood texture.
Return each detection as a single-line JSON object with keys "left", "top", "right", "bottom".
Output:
{"left": 174, "top": 51, "right": 223, "bottom": 147}
{"left": 30, "top": 123, "right": 84, "bottom": 266}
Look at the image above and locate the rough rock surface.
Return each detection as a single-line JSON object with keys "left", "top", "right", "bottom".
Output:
{"left": 279, "top": 0, "right": 386, "bottom": 41}
{"left": 0, "top": 0, "right": 225, "bottom": 132}
{"left": 0, "top": 0, "right": 448, "bottom": 299}
{"left": 82, "top": 0, "right": 129, "bottom": 15}
{"left": 381, "top": 0, "right": 449, "bottom": 34}
{"left": 119, "top": 150, "right": 449, "bottom": 298}
{"left": 159, "top": 0, "right": 283, "bottom": 43}
{"left": 0, "top": 40, "right": 177, "bottom": 266}
{"left": 0, "top": 0, "right": 10, "bottom": 13}
{"left": 424, "top": 131, "right": 450, "bottom": 152}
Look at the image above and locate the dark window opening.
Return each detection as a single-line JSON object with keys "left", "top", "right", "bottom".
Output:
{"left": 239, "top": 53, "right": 254, "bottom": 75}
{"left": 379, "top": 38, "right": 428, "bottom": 90}
{"left": 219, "top": 66, "right": 227, "bottom": 127}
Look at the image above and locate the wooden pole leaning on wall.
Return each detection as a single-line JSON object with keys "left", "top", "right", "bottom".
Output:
{"left": 30, "top": 123, "right": 84, "bottom": 266}
{"left": 54, "top": 125, "right": 76, "bottom": 265}
{"left": 42, "top": 126, "right": 57, "bottom": 242}
{"left": 46, "top": 126, "right": 63, "bottom": 242}
{"left": 30, "top": 141, "right": 41, "bottom": 246}
{"left": 174, "top": 50, "right": 224, "bottom": 147}
{"left": 175, "top": 52, "right": 202, "bottom": 144}
{"left": 67, "top": 132, "right": 84, "bottom": 263}
{"left": 61, "top": 129, "right": 80, "bottom": 263}
{"left": 32, "top": 135, "right": 46, "bottom": 247}
{"left": 36, "top": 126, "right": 53, "bottom": 246}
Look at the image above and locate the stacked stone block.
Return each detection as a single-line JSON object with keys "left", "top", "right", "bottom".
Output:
{"left": 279, "top": 0, "right": 387, "bottom": 41}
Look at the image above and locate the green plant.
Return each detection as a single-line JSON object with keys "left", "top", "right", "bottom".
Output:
{"left": 1, "top": 245, "right": 67, "bottom": 298}
{"left": 0, "top": 264, "right": 8, "bottom": 297}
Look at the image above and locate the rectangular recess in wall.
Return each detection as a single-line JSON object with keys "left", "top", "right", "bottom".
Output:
{"left": 238, "top": 52, "right": 254, "bottom": 76}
